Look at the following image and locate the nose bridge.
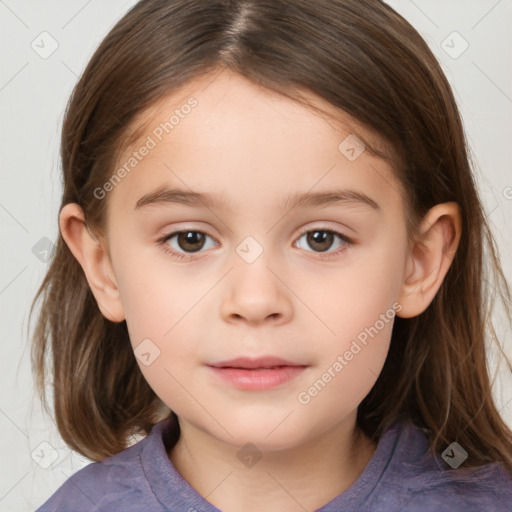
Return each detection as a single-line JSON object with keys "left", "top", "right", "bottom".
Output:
{"left": 235, "top": 232, "right": 268, "bottom": 266}
{"left": 218, "top": 197, "right": 295, "bottom": 279}
{"left": 221, "top": 200, "right": 281, "bottom": 267}
{"left": 231, "top": 232, "right": 281, "bottom": 290}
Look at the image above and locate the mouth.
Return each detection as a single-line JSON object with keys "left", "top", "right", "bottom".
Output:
{"left": 206, "top": 356, "right": 309, "bottom": 390}
{"left": 207, "top": 355, "right": 306, "bottom": 369}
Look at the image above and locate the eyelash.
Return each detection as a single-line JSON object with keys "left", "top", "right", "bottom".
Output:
{"left": 156, "top": 226, "right": 354, "bottom": 261}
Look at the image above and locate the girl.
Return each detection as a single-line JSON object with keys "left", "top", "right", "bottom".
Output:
{"left": 31, "top": 0, "right": 512, "bottom": 511}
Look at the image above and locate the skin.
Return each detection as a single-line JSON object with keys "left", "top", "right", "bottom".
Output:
{"left": 60, "top": 69, "right": 461, "bottom": 512}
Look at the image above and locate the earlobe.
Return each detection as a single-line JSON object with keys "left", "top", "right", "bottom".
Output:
{"left": 397, "top": 202, "right": 462, "bottom": 318}
{"left": 59, "top": 203, "right": 126, "bottom": 323}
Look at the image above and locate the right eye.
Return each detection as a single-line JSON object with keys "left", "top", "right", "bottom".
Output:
{"left": 157, "top": 230, "right": 218, "bottom": 260}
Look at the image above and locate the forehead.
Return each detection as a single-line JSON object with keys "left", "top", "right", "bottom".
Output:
{"left": 125, "top": 69, "right": 391, "bottom": 159}
{"left": 106, "top": 69, "right": 404, "bottom": 220}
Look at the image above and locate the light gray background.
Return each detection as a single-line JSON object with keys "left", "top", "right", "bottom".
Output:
{"left": 0, "top": 1, "right": 511, "bottom": 510}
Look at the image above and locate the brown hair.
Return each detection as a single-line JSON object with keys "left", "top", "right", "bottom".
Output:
{"left": 30, "top": 0, "right": 512, "bottom": 478}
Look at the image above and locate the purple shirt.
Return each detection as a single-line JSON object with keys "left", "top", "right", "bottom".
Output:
{"left": 36, "top": 417, "right": 512, "bottom": 511}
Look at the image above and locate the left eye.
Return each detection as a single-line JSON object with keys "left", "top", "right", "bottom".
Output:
{"left": 157, "top": 227, "right": 353, "bottom": 260}
{"left": 294, "top": 228, "right": 352, "bottom": 256}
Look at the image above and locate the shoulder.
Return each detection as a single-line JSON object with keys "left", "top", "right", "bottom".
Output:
{"left": 397, "top": 462, "right": 512, "bottom": 511}
{"left": 34, "top": 423, "right": 168, "bottom": 512}
{"left": 372, "top": 419, "right": 512, "bottom": 511}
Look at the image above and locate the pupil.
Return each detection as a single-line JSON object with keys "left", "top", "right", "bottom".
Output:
{"left": 308, "top": 230, "right": 333, "bottom": 252}
{"left": 179, "top": 231, "right": 204, "bottom": 252}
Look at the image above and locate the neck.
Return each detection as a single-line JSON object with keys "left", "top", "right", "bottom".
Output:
{"left": 168, "top": 415, "right": 377, "bottom": 512}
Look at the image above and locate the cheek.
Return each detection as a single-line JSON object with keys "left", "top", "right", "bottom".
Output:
{"left": 294, "top": 279, "right": 397, "bottom": 425}
{"left": 114, "top": 257, "right": 205, "bottom": 411}
{"left": 296, "top": 238, "right": 406, "bottom": 344}
{"left": 292, "top": 238, "right": 405, "bottom": 402}
{"left": 113, "top": 243, "right": 204, "bottom": 342}
{"left": 113, "top": 248, "right": 215, "bottom": 397}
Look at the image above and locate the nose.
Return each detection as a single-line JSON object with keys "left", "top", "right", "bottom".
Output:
{"left": 219, "top": 253, "right": 293, "bottom": 326}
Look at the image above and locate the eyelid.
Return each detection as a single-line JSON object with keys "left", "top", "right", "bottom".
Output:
{"left": 156, "top": 223, "right": 220, "bottom": 243}
{"left": 157, "top": 220, "right": 353, "bottom": 240}
{"left": 296, "top": 222, "right": 354, "bottom": 241}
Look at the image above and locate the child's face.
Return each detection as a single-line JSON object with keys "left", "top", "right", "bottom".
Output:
{"left": 104, "top": 69, "right": 410, "bottom": 449}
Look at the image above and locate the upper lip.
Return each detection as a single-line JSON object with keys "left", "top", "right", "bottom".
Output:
{"left": 207, "top": 356, "right": 306, "bottom": 369}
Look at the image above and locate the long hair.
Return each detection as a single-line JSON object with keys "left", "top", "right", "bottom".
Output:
{"left": 29, "top": 0, "right": 512, "bottom": 477}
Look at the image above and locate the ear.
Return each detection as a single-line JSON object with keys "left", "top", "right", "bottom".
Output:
{"left": 397, "top": 202, "right": 462, "bottom": 318}
{"left": 59, "top": 203, "right": 125, "bottom": 322}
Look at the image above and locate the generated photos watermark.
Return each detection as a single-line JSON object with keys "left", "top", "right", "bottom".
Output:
{"left": 297, "top": 301, "right": 403, "bottom": 405}
{"left": 93, "top": 97, "right": 198, "bottom": 200}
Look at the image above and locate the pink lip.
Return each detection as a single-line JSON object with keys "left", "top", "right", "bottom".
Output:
{"left": 208, "top": 356, "right": 302, "bottom": 369}
{"left": 206, "top": 356, "right": 308, "bottom": 390}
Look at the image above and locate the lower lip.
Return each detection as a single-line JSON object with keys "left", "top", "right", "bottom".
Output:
{"left": 207, "top": 365, "right": 308, "bottom": 390}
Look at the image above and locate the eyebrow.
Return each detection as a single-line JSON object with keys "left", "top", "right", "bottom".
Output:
{"left": 134, "top": 187, "right": 380, "bottom": 212}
